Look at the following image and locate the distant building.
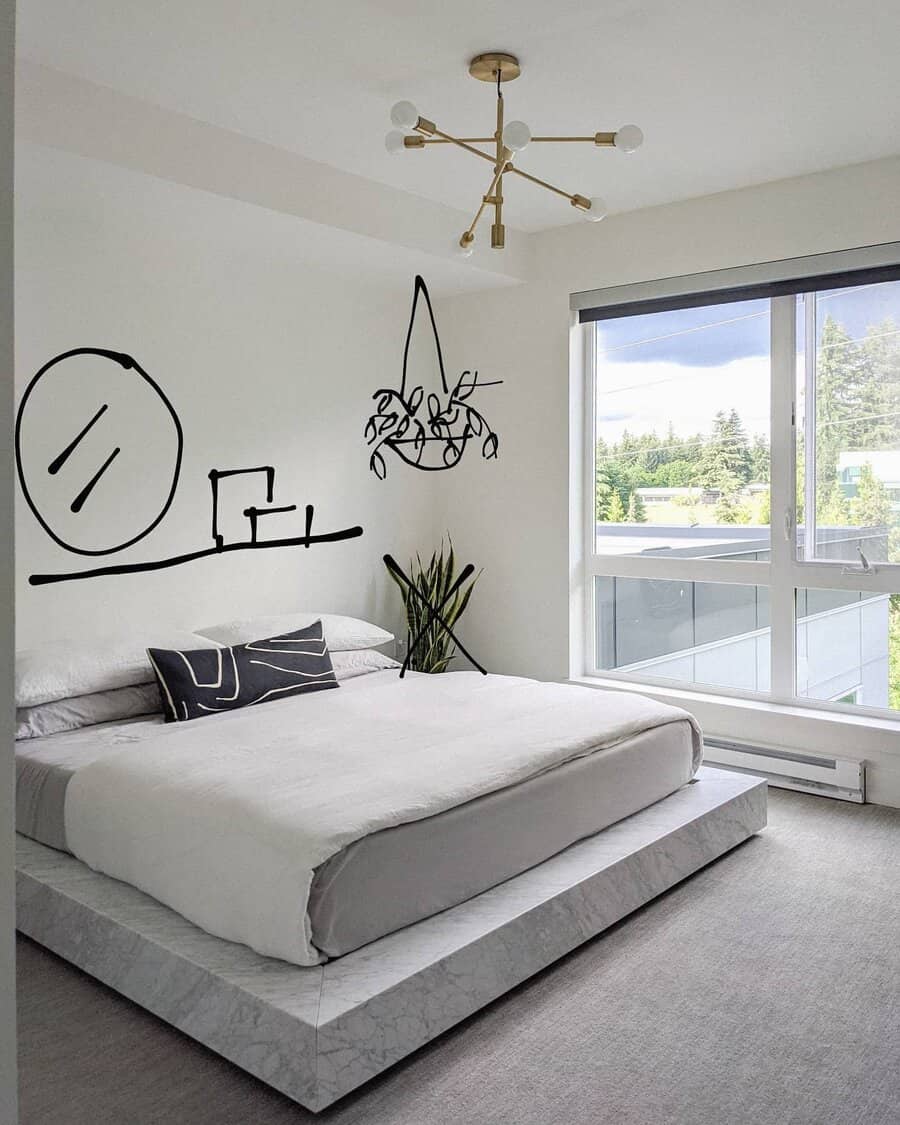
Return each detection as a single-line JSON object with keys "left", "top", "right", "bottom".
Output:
{"left": 635, "top": 482, "right": 770, "bottom": 506}
{"left": 838, "top": 451, "right": 900, "bottom": 511}
{"left": 634, "top": 486, "right": 705, "bottom": 505}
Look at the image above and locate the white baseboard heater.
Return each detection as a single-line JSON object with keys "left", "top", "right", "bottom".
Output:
{"left": 703, "top": 738, "right": 865, "bottom": 803}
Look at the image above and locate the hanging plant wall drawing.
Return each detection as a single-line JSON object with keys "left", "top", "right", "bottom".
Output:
{"left": 365, "top": 275, "right": 502, "bottom": 478}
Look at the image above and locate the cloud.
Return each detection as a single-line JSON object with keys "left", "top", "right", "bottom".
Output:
{"left": 596, "top": 355, "right": 770, "bottom": 443}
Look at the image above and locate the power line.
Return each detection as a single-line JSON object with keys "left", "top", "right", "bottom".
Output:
{"left": 817, "top": 326, "right": 900, "bottom": 352}
{"left": 597, "top": 309, "right": 767, "bottom": 357}
{"left": 816, "top": 408, "right": 900, "bottom": 431}
{"left": 596, "top": 434, "right": 765, "bottom": 464}
{"left": 817, "top": 283, "right": 895, "bottom": 303}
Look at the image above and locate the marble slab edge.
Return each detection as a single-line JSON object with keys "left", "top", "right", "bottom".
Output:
{"left": 313, "top": 770, "right": 767, "bottom": 1108}
{"left": 16, "top": 843, "right": 322, "bottom": 1107}
{"left": 16, "top": 767, "right": 766, "bottom": 1113}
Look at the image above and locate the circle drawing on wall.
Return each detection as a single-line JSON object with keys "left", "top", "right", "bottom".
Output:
{"left": 15, "top": 348, "right": 183, "bottom": 557}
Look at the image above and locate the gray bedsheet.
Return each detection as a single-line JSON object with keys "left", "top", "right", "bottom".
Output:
{"left": 16, "top": 716, "right": 157, "bottom": 852}
{"left": 16, "top": 715, "right": 695, "bottom": 958}
{"left": 308, "top": 720, "right": 693, "bottom": 955}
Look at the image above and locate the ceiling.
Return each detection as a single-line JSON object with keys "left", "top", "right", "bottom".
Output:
{"left": 16, "top": 143, "right": 513, "bottom": 297}
{"left": 16, "top": 0, "right": 900, "bottom": 233}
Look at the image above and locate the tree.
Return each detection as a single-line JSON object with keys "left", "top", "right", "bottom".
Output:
{"left": 697, "top": 409, "right": 751, "bottom": 494}
{"left": 861, "top": 318, "right": 900, "bottom": 449}
{"left": 818, "top": 480, "right": 850, "bottom": 527}
{"left": 596, "top": 459, "right": 630, "bottom": 521}
{"left": 850, "top": 463, "right": 891, "bottom": 529}
{"left": 814, "top": 314, "right": 881, "bottom": 507}
{"left": 756, "top": 488, "right": 771, "bottom": 526}
{"left": 889, "top": 595, "right": 900, "bottom": 711}
{"left": 714, "top": 491, "right": 741, "bottom": 524}
{"left": 606, "top": 491, "right": 627, "bottom": 523}
{"left": 750, "top": 434, "right": 770, "bottom": 483}
{"left": 627, "top": 491, "right": 648, "bottom": 523}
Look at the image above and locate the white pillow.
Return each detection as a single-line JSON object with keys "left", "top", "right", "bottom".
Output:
{"left": 16, "top": 683, "right": 162, "bottom": 740}
{"left": 330, "top": 649, "right": 400, "bottom": 681}
{"left": 16, "top": 630, "right": 210, "bottom": 708}
{"left": 195, "top": 612, "right": 394, "bottom": 653}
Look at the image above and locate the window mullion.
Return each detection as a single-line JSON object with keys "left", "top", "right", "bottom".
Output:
{"left": 802, "top": 293, "right": 817, "bottom": 562}
{"left": 581, "top": 322, "right": 597, "bottom": 676}
{"left": 769, "top": 295, "right": 797, "bottom": 702}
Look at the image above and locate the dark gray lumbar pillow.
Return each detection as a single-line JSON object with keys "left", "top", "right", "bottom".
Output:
{"left": 148, "top": 620, "right": 338, "bottom": 723}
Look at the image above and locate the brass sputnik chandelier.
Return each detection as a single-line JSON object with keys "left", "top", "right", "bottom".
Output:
{"left": 385, "top": 51, "right": 643, "bottom": 255}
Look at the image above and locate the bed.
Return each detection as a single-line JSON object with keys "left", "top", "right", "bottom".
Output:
{"left": 18, "top": 668, "right": 701, "bottom": 962}
{"left": 15, "top": 629, "right": 767, "bottom": 1110}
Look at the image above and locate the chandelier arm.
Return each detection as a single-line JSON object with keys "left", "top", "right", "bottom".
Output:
{"left": 426, "top": 128, "right": 497, "bottom": 166}
{"left": 410, "top": 135, "right": 617, "bottom": 148}
{"left": 410, "top": 137, "right": 496, "bottom": 145}
{"left": 505, "top": 161, "right": 585, "bottom": 204}
{"left": 531, "top": 133, "right": 617, "bottom": 145}
{"left": 462, "top": 162, "right": 507, "bottom": 243}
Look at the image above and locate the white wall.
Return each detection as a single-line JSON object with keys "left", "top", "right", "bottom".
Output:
{"left": 0, "top": 0, "right": 15, "bottom": 1117}
{"left": 15, "top": 144, "right": 441, "bottom": 647}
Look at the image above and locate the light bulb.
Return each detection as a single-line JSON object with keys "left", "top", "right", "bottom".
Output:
{"left": 390, "top": 100, "right": 419, "bottom": 130}
{"left": 502, "top": 120, "right": 531, "bottom": 152}
{"left": 614, "top": 124, "right": 643, "bottom": 153}
{"left": 456, "top": 234, "right": 475, "bottom": 258}
{"left": 385, "top": 130, "right": 406, "bottom": 154}
{"left": 583, "top": 196, "right": 608, "bottom": 222}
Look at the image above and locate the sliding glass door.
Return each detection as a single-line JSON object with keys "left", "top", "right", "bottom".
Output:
{"left": 583, "top": 273, "right": 900, "bottom": 718}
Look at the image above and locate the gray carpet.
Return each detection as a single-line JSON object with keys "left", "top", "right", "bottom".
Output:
{"left": 16, "top": 786, "right": 900, "bottom": 1125}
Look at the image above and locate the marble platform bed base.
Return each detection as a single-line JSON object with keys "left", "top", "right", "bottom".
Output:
{"left": 16, "top": 766, "right": 766, "bottom": 1113}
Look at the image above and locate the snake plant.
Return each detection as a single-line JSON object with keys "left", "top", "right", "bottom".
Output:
{"left": 386, "top": 539, "right": 480, "bottom": 673}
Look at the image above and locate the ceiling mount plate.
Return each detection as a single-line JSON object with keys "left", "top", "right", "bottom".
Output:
{"left": 468, "top": 52, "right": 521, "bottom": 83}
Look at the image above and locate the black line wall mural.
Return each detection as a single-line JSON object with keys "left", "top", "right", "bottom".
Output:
{"left": 16, "top": 347, "right": 363, "bottom": 586}
{"left": 365, "top": 275, "right": 502, "bottom": 478}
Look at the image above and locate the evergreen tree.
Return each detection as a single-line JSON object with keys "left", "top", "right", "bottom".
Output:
{"left": 627, "top": 491, "right": 648, "bottom": 523}
{"left": 714, "top": 492, "right": 740, "bottom": 524}
{"left": 632, "top": 431, "right": 662, "bottom": 474}
{"left": 750, "top": 434, "right": 770, "bottom": 483}
{"left": 727, "top": 409, "right": 753, "bottom": 483}
{"left": 818, "top": 480, "right": 850, "bottom": 526}
{"left": 606, "top": 490, "right": 627, "bottom": 523}
{"left": 814, "top": 314, "right": 880, "bottom": 504}
{"left": 756, "top": 488, "right": 771, "bottom": 526}
{"left": 595, "top": 478, "right": 612, "bottom": 521}
{"left": 850, "top": 463, "right": 891, "bottom": 528}
{"left": 697, "top": 410, "right": 751, "bottom": 493}
{"left": 684, "top": 432, "right": 706, "bottom": 464}
{"left": 862, "top": 317, "right": 900, "bottom": 448}
{"left": 889, "top": 595, "right": 900, "bottom": 710}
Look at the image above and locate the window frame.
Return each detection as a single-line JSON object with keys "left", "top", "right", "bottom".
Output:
{"left": 577, "top": 249, "right": 900, "bottom": 725}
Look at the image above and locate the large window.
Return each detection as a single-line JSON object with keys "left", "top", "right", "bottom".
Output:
{"left": 579, "top": 250, "right": 900, "bottom": 720}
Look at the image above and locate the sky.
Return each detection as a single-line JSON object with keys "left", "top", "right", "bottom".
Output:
{"left": 595, "top": 355, "right": 770, "bottom": 445}
{"left": 594, "top": 281, "right": 900, "bottom": 443}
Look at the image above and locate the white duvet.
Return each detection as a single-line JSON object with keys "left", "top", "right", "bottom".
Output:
{"left": 65, "top": 670, "right": 702, "bottom": 966}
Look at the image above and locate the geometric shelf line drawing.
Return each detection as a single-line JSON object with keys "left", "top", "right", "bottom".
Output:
{"left": 16, "top": 347, "right": 363, "bottom": 586}
{"left": 365, "top": 275, "right": 502, "bottom": 478}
